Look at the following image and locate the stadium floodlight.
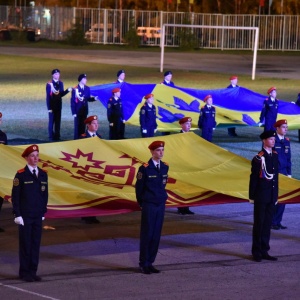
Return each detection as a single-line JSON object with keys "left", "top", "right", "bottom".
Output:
{"left": 160, "top": 24, "right": 259, "bottom": 80}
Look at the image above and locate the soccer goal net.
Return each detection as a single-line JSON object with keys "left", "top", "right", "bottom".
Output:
{"left": 160, "top": 24, "right": 259, "bottom": 80}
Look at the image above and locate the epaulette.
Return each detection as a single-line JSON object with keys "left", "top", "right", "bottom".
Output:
{"left": 143, "top": 163, "right": 149, "bottom": 167}
{"left": 286, "top": 137, "right": 290, "bottom": 141}
{"left": 272, "top": 150, "right": 278, "bottom": 155}
{"left": 47, "top": 81, "right": 52, "bottom": 84}
{"left": 109, "top": 97, "right": 113, "bottom": 101}
{"left": 74, "top": 85, "right": 78, "bottom": 89}
{"left": 257, "top": 151, "right": 264, "bottom": 157}
{"left": 81, "top": 133, "right": 87, "bottom": 137}
{"left": 17, "top": 168, "right": 25, "bottom": 173}
{"left": 163, "top": 162, "right": 169, "bottom": 166}
{"left": 41, "top": 169, "right": 48, "bottom": 173}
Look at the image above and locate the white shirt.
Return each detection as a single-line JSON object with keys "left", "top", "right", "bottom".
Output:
{"left": 27, "top": 165, "right": 38, "bottom": 176}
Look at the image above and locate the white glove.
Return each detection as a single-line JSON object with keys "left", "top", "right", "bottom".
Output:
{"left": 94, "top": 96, "right": 99, "bottom": 101}
{"left": 291, "top": 102, "right": 295, "bottom": 104}
{"left": 142, "top": 129, "right": 147, "bottom": 134}
{"left": 42, "top": 217, "right": 45, "bottom": 221}
{"left": 48, "top": 110, "right": 52, "bottom": 113}
{"left": 68, "top": 87, "right": 72, "bottom": 92}
{"left": 258, "top": 122, "right": 263, "bottom": 127}
{"left": 213, "top": 128, "right": 216, "bottom": 131}
{"left": 288, "top": 175, "right": 292, "bottom": 178}
{"left": 123, "top": 120, "right": 126, "bottom": 123}
{"left": 109, "top": 123, "right": 114, "bottom": 126}
{"left": 154, "top": 129, "right": 158, "bottom": 133}
{"left": 14, "top": 216, "right": 24, "bottom": 226}
{"left": 249, "top": 200, "right": 254, "bottom": 204}
{"left": 73, "top": 114, "right": 77, "bottom": 118}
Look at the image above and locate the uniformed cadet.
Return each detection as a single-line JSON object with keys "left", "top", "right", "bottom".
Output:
{"left": 161, "top": 70, "right": 174, "bottom": 87}
{"left": 227, "top": 75, "right": 239, "bottom": 137}
{"left": 46, "top": 69, "right": 72, "bottom": 141}
{"left": 12, "top": 145, "right": 48, "bottom": 282}
{"left": 177, "top": 117, "right": 195, "bottom": 215}
{"left": 139, "top": 93, "right": 158, "bottom": 138}
{"left": 0, "top": 112, "right": 7, "bottom": 232}
{"left": 107, "top": 87, "right": 125, "bottom": 140}
{"left": 198, "top": 95, "right": 217, "bottom": 142}
{"left": 259, "top": 87, "right": 279, "bottom": 131}
{"left": 79, "top": 115, "right": 101, "bottom": 224}
{"left": 116, "top": 69, "right": 125, "bottom": 83}
{"left": 135, "top": 141, "right": 169, "bottom": 274}
{"left": 292, "top": 92, "right": 300, "bottom": 142}
{"left": 80, "top": 115, "right": 102, "bottom": 139}
{"left": 161, "top": 71, "right": 174, "bottom": 136}
{"left": 0, "top": 111, "right": 7, "bottom": 145}
{"left": 249, "top": 130, "right": 278, "bottom": 262}
{"left": 271, "top": 119, "right": 291, "bottom": 230}
{"left": 71, "top": 74, "right": 97, "bottom": 140}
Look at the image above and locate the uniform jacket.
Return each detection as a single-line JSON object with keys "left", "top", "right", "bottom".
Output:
{"left": 259, "top": 97, "right": 278, "bottom": 127}
{"left": 139, "top": 102, "right": 157, "bottom": 131}
{"left": 274, "top": 134, "right": 291, "bottom": 176}
{"left": 135, "top": 159, "right": 169, "bottom": 206}
{"left": 46, "top": 80, "right": 70, "bottom": 111}
{"left": 198, "top": 105, "right": 216, "bottom": 129}
{"left": 12, "top": 166, "right": 48, "bottom": 218}
{"left": 71, "top": 84, "right": 94, "bottom": 116}
{"left": 161, "top": 80, "right": 175, "bottom": 87}
{"left": 227, "top": 84, "right": 239, "bottom": 88}
{"left": 80, "top": 131, "right": 102, "bottom": 139}
{"left": 107, "top": 96, "right": 124, "bottom": 123}
{"left": 249, "top": 148, "right": 278, "bottom": 204}
{"left": 0, "top": 130, "right": 7, "bottom": 145}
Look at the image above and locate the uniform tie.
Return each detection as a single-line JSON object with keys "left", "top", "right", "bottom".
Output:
{"left": 92, "top": 134, "right": 96, "bottom": 137}
{"left": 33, "top": 169, "right": 37, "bottom": 178}
{"left": 156, "top": 164, "right": 160, "bottom": 171}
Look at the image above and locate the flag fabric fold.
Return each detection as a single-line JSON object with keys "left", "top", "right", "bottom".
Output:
{"left": 1, "top": 133, "right": 300, "bottom": 219}
{"left": 91, "top": 83, "right": 300, "bottom": 131}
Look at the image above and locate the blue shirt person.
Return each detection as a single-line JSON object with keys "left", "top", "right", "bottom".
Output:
{"left": 46, "top": 69, "right": 71, "bottom": 141}
{"left": 115, "top": 69, "right": 125, "bottom": 83}
{"left": 198, "top": 95, "right": 217, "bottom": 142}
{"left": 71, "top": 74, "right": 96, "bottom": 140}
{"left": 259, "top": 87, "right": 279, "bottom": 131}
{"left": 135, "top": 141, "right": 169, "bottom": 274}
{"left": 12, "top": 145, "right": 48, "bottom": 282}
{"left": 139, "top": 93, "right": 158, "bottom": 138}
{"left": 272, "top": 119, "right": 291, "bottom": 230}
{"left": 161, "top": 70, "right": 175, "bottom": 86}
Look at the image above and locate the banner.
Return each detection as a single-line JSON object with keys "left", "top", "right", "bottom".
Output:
{"left": 91, "top": 83, "right": 300, "bottom": 131}
{"left": 1, "top": 133, "right": 300, "bottom": 219}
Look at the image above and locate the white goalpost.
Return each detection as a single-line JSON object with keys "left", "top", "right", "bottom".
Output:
{"left": 160, "top": 24, "right": 259, "bottom": 80}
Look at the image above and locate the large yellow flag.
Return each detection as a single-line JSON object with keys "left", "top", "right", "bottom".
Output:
{"left": 1, "top": 133, "right": 299, "bottom": 219}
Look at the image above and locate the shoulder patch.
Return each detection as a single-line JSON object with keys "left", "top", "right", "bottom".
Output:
{"left": 143, "top": 163, "right": 149, "bottom": 167}
{"left": 13, "top": 177, "right": 19, "bottom": 186}
{"left": 17, "top": 168, "right": 25, "bottom": 173}
{"left": 163, "top": 162, "right": 169, "bottom": 166}
{"left": 257, "top": 151, "right": 264, "bottom": 157}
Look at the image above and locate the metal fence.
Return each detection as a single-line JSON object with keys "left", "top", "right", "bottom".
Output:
{"left": 0, "top": 5, "right": 299, "bottom": 51}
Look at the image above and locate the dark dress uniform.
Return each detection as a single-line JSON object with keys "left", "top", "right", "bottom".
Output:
{"left": 135, "top": 159, "right": 169, "bottom": 269}
{"left": 71, "top": 85, "right": 95, "bottom": 139}
{"left": 139, "top": 102, "right": 158, "bottom": 138}
{"left": 12, "top": 166, "right": 48, "bottom": 280}
{"left": 161, "top": 80, "right": 175, "bottom": 87}
{"left": 0, "top": 129, "right": 7, "bottom": 145}
{"left": 272, "top": 134, "right": 291, "bottom": 227}
{"left": 0, "top": 129, "right": 7, "bottom": 231}
{"left": 226, "top": 83, "right": 238, "bottom": 136}
{"left": 295, "top": 93, "right": 300, "bottom": 142}
{"left": 249, "top": 148, "right": 278, "bottom": 260}
{"left": 46, "top": 79, "right": 70, "bottom": 141}
{"left": 107, "top": 96, "right": 125, "bottom": 140}
{"left": 198, "top": 105, "right": 216, "bottom": 142}
{"left": 259, "top": 97, "right": 279, "bottom": 131}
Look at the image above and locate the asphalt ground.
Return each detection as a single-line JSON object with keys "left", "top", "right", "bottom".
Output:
{"left": 1, "top": 47, "right": 300, "bottom": 299}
